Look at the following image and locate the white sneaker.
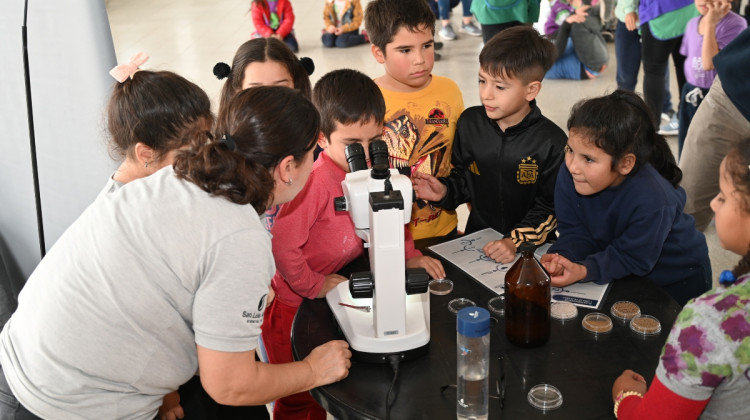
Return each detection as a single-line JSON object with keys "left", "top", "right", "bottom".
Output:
{"left": 460, "top": 22, "right": 482, "bottom": 37}
{"left": 439, "top": 24, "right": 457, "bottom": 41}
{"left": 658, "top": 114, "right": 679, "bottom": 136}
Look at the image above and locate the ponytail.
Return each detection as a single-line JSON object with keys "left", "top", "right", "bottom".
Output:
{"left": 107, "top": 70, "right": 212, "bottom": 161}
{"left": 732, "top": 249, "right": 750, "bottom": 279}
{"left": 174, "top": 86, "right": 319, "bottom": 213}
{"left": 648, "top": 131, "right": 682, "bottom": 187}
{"left": 568, "top": 90, "right": 682, "bottom": 187}
{"left": 174, "top": 139, "right": 275, "bottom": 214}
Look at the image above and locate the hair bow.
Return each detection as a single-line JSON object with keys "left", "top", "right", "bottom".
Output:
{"left": 109, "top": 52, "right": 149, "bottom": 83}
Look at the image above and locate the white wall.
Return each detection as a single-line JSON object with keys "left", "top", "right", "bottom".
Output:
{"left": 0, "top": 0, "right": 117, "bottom": 279}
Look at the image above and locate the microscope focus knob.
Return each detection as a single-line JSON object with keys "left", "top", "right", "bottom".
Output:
{"left": 333, "top": 196, "right": 348, "bottom": 212}
{"left": 349, "top": 271, "right": 374, "bottom": 298}
{"left": 405, "top": 268, "right": 430, "bottom": 295}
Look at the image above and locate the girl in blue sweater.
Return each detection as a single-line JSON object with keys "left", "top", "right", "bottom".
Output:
{"left": 541, "top": 90, "right": 711, "bottom": 306}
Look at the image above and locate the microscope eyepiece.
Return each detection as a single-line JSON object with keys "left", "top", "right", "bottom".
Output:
{"left": 369, "top": 139, "right": 390, "bottom": 179}
{"left": 345, "top": 143, "right": 368, "bottom": 173}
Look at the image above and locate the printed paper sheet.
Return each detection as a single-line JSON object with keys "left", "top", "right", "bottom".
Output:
{"left": 427, "top": 228, "right": 609, "bottom": 309}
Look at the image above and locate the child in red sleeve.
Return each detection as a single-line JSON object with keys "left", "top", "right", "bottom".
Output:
{"left": 250, "top": 0, "right": 298, "bottom": 52}
{"left": 261, "top": 69, "right": 444, "bottom": 419}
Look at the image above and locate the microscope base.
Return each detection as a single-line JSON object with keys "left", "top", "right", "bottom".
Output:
{"left": 326, "top": 281, "right": 430, "bottom": 363}
{"left": 351, "top": 342, "right": 429, "bottom": 364}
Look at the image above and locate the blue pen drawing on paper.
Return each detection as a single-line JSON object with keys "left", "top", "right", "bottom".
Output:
{"left": 551, "top": 286, "right": 584, "bottom": 296}
{"left": 427, "top": 228, "right": 611, "bottom": 309}
{"left": 452, "top": 237, "right": 513, "bottom": 279}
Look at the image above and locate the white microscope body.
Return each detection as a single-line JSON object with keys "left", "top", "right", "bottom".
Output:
{"left": 326, "top": 141, "right": 430, "bottom": 362}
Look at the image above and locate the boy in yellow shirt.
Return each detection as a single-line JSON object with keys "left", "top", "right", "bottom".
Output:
{"left": 364, "top": 0, "right": 464, "bottom": 240}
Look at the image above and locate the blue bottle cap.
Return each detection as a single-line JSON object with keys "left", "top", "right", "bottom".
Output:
{"left": 457, "top": 307, "right": 490, "bottom": 338}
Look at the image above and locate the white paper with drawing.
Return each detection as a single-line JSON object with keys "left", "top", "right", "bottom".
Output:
{"left": 427, "top": 228, "right": 610, "bottom": 309}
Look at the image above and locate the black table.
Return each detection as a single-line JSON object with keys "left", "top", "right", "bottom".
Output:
{"left": 291, "top": 237, "right": 681, "bottom": 420}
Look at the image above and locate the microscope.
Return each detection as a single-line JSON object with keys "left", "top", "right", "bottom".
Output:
{"left": 327, "top": 140, "right": 430, "bottom": 363}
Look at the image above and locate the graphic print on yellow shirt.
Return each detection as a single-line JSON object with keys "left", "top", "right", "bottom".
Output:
{"left": 379, "top": 75, "right": 464, "bottom": 239}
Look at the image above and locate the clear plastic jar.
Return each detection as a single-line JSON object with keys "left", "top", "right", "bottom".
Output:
{"left": 457, "top": 307, "right": 490, "bottom": 420}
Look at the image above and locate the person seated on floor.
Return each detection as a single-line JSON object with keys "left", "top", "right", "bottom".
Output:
{"left": 322, "top": 0, "right": 367, "bottom": 48}
{"left": 544, "top": 0, "right": 609, "bottom": 79}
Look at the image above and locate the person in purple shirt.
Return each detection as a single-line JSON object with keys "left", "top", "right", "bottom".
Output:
{"left": 676, "top": 0, "right": 746, "bottom": 157}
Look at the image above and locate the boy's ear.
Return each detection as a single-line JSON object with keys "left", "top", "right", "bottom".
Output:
{"left": 617, "top": 153, "right": 636, "bottom": 176}
{"left": 371, "top": 44, "right": 386, "bottom": 64}
{"left": 316, "top": 131, "right": 328, "bottom": 149}
{"left": 524, "top": 81, "right": 542, "bottom": 102}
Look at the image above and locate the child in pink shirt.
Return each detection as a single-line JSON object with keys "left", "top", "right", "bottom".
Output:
{"left": 261, "top": 69, "right": 444, "bottom": 419}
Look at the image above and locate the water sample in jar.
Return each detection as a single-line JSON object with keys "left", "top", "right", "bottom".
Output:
{"left": 457, "top": 307, "right": 490, "bottom": 420}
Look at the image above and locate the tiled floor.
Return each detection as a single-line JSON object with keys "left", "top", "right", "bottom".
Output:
{"left": 105, "top": 0, "right": 734, "bottom": 298}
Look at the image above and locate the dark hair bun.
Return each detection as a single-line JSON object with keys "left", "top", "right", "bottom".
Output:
{"left": 213, "top": 62, "right": 232, "bottom": 80}
{"left": 299, "top": 57, "right": 315, "bottom": 76}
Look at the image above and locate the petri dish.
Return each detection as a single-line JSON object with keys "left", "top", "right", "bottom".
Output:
{"left": 551, "top": 301, "right": 578, "bottom": 321}
{"left": 582, "top": 312, "right": 613, "bottom": 334}
{"left": 630, "top": 315, "right": 662, "bottom": 336}
{"left": 527, "top": 384, "right": 563, "bottom": 411}
{"left": 610, "top": 301, "right": 641, "bottom": 322}
{"left": 487, "top": 295, "right": 506, "bottom": 316}
{"left": 428, "top": 278, "right": 453, "bottom": 295}
{"left": 448, "top": 298, "right": 476, "bottom": 314}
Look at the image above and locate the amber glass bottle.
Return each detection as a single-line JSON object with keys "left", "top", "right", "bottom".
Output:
{"left": 504, "top": 242, "right": 551, "bottom": 347}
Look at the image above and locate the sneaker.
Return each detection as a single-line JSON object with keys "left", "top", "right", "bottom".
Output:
{"left": 435, "top": 52, "right": 442, "bottom": 61}
{"left": 434, "top": 41, "right": 444, "bottom": 50}
{"left": 460, "top": 22, "right": 482, "bottom": 37}
{"left": 601, "top": 30, "right": 614, "bottom": 43}
{"left": 658, "top": 114, "right": 679, "bottom": 136}
{"left": 439, "top": 24, "right": 457, "bottom": 41}
{"left": 661, "top": 110, "right": 675, "bottom": 123}
{"left": 361, "top": 29, "right": 370, "bottom": 43}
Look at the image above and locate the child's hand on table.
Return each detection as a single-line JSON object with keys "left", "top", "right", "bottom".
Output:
{"left": 483, "top": 238, "right": 517, "bottom": 264}
{"left": 540, "top": 253, "right": 586, "bottom": 286}
{"left": 407, "top": 256, "right": 445, "bottom": 280}
{"left": 318, "top": 274, "right": 348, "bottom": 298}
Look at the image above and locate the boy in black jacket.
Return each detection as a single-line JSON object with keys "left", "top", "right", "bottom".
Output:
{"left": 412, "top": 26, "right": 567, "bottom": 263}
